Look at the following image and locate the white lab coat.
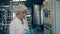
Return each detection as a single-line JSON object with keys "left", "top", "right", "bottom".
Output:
{"left": 9, "top": 17, "right": 29, "bottom": 34}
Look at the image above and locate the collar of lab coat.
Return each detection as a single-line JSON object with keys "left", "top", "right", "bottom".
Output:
{"left": 13, "top": 16, "right": 24, "bottom": 24}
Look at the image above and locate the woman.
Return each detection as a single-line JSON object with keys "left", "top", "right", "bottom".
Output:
{"left": 9, "top": 4, "right": 29, "bottom": 34}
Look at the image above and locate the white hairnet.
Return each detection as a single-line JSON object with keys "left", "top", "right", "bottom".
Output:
{"left": 13, "top": 4, "right": 28, "bottom": 14}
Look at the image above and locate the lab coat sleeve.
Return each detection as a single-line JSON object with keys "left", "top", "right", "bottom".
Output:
{"left": 9, "top": 22, "right": 16, "bottom": 34}
{"left": 25, "top": 20, "right": 29, "bottom": 30}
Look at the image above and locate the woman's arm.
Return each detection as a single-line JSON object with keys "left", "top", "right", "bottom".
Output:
{"left": 9, "top": 22, "right": 16, "bottom": 34}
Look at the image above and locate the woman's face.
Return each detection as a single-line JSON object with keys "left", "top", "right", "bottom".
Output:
{"left": 18, "top": 10, "right": 26, "bottom": 18}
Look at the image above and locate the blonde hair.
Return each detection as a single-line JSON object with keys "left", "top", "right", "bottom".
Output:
{"left": 13, "top": 4, "right": 28, "bottom": 15}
